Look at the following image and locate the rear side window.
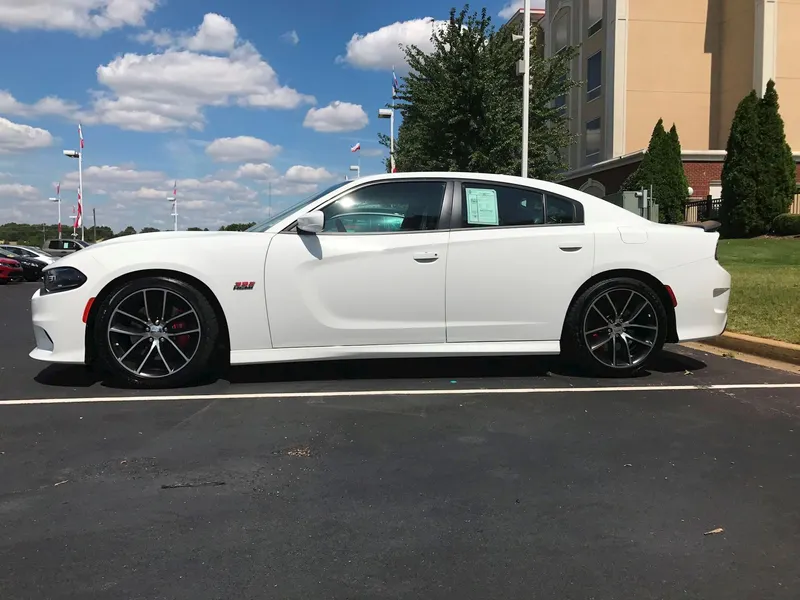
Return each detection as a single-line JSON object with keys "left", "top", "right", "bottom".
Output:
{"left": 47, "top": 240, "right": 60, "bottom": 250}
{"left": 458, "top": 182, "right": 583, "bottom": 228}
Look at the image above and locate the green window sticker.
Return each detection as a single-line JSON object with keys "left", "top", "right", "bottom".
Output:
{"left": 465, "top": 187, "right": 499, "bottom": 225}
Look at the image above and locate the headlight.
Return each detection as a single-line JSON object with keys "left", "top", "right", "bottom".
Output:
{"left": 41, "top": 267, "right": 87, "bottom": 294}
{"left": 21, "top": 261, "right": 39, "bottom": 268}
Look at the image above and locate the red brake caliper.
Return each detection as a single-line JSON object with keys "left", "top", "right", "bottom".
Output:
{"left": 170, "top": 321, "right": 191, "bottom": 348}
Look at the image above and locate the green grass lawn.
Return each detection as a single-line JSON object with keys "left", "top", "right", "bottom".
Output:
{"left": 716, "top": 238, "right": 800, "bottom": 344}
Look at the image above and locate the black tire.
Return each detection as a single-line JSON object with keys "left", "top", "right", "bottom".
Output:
{"left": 562, "top": 277, "right": 667, "bottom": 377}
{"left": 93, "top": 276, "right": 220, "bottom": 388}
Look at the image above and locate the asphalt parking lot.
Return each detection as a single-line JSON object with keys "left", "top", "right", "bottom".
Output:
{"left": 2, "top": 281, "right": 800, "bottom": 599}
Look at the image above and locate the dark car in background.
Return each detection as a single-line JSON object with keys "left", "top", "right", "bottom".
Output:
{"left": 0, "top": 254, "right": 23, "bottom": 284}
{"left": 0, "top": 249, "right": 45, "bottom": 282}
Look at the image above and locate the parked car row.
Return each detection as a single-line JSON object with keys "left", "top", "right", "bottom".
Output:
{"left": 0, "top": 246, "right": 53, "bottom": 285}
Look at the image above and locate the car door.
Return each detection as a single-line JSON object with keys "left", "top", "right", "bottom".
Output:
{"left": 46, "top": 240, "right": 65, "bottom": 257}
{"left": 266, "top": 179, "right": 453, "bottom": 349}
{"left": 445, "top": 180, "right": 595, "bottom": 343}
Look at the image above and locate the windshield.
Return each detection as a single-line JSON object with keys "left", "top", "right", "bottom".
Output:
{"left": 246, "top": 181, "right": 349, "bottom": 233}
{"left": 26, "top": 247, "right": 53, "bottom": 257}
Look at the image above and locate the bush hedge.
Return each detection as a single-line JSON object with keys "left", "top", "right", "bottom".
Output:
{"left": 772, "top": 213, "right": 800, "bottom": 236}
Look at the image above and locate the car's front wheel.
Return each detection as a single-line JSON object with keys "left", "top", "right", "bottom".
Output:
{"left": 93, "top": 276, "right": 220, "bottom": 388}
{"left": 562, "top": 277, "right": 667, "bottom": 377}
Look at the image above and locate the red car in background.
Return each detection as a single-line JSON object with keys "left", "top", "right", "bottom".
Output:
{"left": 0, "top": 255, "right": 23, "bottom": 284}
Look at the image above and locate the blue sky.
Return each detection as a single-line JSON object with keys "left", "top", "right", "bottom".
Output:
{"left": 0, "top": 0, "right": 536, "bottom": 230}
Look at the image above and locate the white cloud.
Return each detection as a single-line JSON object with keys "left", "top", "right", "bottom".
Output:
{"left": 303, "top": 101, "right": 368, "bottom": 133}
{"left": 88, "top": 14, "right": 315, "bottom": 132}
{"left": 284, "top": 165, "right": 335, "bottom": 183}
{"left": 63, "top": 165, "right": 166, "bottom": 189}
{"left": 235, "top": 163, "right": 278, "bottom": 180}
{"left": 0, "top": 116, "right": 53, "bottom": 153}
{"left": 498, "top": 1, "right": 546, "bottom": 19}
{"left": 0, "top": 0, "right": 158, "bottom": 35}
{"left": 136, "top": 12, "right": 238, "bottom": 54}
{"left": 281, "top": 30, "right": 299, "bottom": 45}
{"left": 205, "top": 136, "right": 281, "bottom": 163}
{"left": 0, "top": 183, "right": 40, "bottom": 201}
{"left": 0, "top": 91, "right": 81, "bottom": 119}
{"left": 337, "top": 18, "right": 447, "bottom": 71}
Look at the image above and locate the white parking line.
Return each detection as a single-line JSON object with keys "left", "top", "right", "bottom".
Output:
{"left": 1, "top": 383, "right": 799, "bottom": 406}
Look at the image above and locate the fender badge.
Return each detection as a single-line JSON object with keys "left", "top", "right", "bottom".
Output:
{"left": 233, "top": 281, "right": 256, "bottom": 291}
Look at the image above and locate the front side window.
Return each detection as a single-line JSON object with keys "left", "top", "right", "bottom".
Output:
{"left": 321, "top": 181, "right": 446, "bottom": 233}
{"left": 587, "top": 51, "right": 602, "bottom": 101}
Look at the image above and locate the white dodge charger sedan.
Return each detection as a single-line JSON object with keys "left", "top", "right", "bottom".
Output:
{"left": 30, "top": 172, "right": 731, "bottom": 388}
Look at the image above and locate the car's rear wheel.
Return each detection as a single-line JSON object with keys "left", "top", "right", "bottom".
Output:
{"left": 93, "top": 276, "right": 220, "bottom": 388}
{"left": 562, "top": 277, "right": 667, "bottom": 377}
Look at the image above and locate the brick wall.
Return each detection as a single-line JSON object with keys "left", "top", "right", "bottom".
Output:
{"left": 684, "top": 162, "right": 723, "bottom": 198}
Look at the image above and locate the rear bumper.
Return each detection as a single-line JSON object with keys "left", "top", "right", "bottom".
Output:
{"left": 29, "top": 288, "right": 88, "bottom": 364}
{"left": 656, "top": 258, "right": 731, "bottom": 343}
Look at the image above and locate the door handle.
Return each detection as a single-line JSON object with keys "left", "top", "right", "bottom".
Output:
{"left": 558, "top": 242, "right": 583, "bottom": 252}
{"left": 413, "top": 251, "right": 439, "bottom": 263}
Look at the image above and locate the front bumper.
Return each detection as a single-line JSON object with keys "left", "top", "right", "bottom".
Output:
{"left": 29, "top": 287, "right": 89, "bottom": 364}
{"left": 657, "top": 258, "right": 731, "bottom": 343}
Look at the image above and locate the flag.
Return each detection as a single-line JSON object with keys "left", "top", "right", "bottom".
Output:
{"left": 75, "top": 189, "right": 83, "bottom": 228}
{"left": 173, "top": 180, "right": 177, "bottom": 197}
{"left": 351, "top": 142, "right": 361, "bottom": 152}
{"left": 78, "top": 123, "right": 84, "bottom": 149}
{"left": 392, "top": 67, "right": 399, "bottom": 98}
{"left": 56, "top": 182, "right": 60, "bottom": 196}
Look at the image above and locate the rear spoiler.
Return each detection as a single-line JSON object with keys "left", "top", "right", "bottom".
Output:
{"left": 678, "top": 220, "right": 721, "bottom": 233}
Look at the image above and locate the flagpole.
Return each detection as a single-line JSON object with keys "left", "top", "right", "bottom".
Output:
{"left": 50, "top": 183, "right": 62, "bottom": 239}
{"left": 78, "top": 149, "right": 84, "bottom": 241}
{"left": 391, "top": 67, "right": 396, "bottom": 173}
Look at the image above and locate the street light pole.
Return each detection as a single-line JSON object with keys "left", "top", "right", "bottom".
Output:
{"left": 378, "top": 108, "right": 396, "bottom": 173}
{"left": 349, "top": 165, "right": 360, "bottom": 179}
{"left": 49, "top": 182, "right": 61, "bottom": 239}
{"left": 62, "top": 147, "right": 83, "bottom": 240}
{"left": 521, "top": 0, "right": 531, "bottom": 178}
{"left": 167, "top": 181, "right": 178, "bottom": 232}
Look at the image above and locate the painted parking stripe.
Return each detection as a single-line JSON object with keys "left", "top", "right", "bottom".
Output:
{"left": 1, "top": 383, "right": 799, "bottom": 406}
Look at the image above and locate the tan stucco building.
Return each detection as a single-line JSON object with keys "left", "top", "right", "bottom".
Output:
{"left": 539, "top": 0, "right": 800, "bottom": 201}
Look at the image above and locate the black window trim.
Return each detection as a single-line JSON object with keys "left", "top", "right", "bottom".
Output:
{"left": 450, "top": 180, "right": 585, "bottom": 230}
{"left": 282, "top": 178, "right": 455, "bottom": 235}
{"left": 586, "top": 0, "right": 603, "bottom": 36}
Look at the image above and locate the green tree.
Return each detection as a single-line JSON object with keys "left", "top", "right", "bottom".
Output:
{"left": 219, "top": 222, "right": 256, "bottom": 231}
{"left": 757, "top": 79, "right": 796, "bottom": 224}
{"left": 622, "top": 119, "right": 688, "bottom": 223}
{"left": 382, "top": 4, "right": 578, "bottom": 179}
{"left": 720, "top": 91, "right": 762, "bottom": 237}
{"left": 140, "top": 227, "right": 160, "bottom": 234}
{"left": 116, "top": 226, "right": 137, "bottom": 237}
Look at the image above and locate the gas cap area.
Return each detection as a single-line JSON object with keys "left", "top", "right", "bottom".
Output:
{"left": 618, "top": 226, "right": 648, "bottom": 244}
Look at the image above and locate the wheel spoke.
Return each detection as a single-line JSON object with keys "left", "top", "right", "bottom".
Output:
{"left": 611, "top": 334, "right": 617, "bottom": 366}
{"left": 156, "top": 341, "right": 174, "bottom": 374}
{"left": 116, "top": 309, "right": 146, "bottom": 325}
{"left": 166, "top": 310, "right": 194, "bottom": 325}
{"left": 626, "top": 324, "right": 658, "bottom": 331}
{"left": 142, "top": 290, "right": 152, "bottom": 322}
{"left": 620, "top": 334, "right": 633, "bottom": 366}
{"left": 625, "top": 332, "right": 653, "bottom": 347}
{"left": 586, "top": 325, "right": 610, "bottom": 335}
{"left": 166, "top": 336, "right": 190, "bottom": 363}
{"left": 168, "top": 328, "right": 200, "bottom": 336}
{"left": 161, "top": 290, "right": 168, "bottom": 322}
{"left": 625, "top": 300, "right": 648, "bottom": 325}
{"left": 135, "top": 340, "right": 157, "bottom": 374}
{"left": 119, "top": 336, "right": 148, "bottom": 362}
{"left": 591, "top": 304, "right": 611, "bottom": 324}
{"left": 604, "top": 293, "right": 619, "bottom": 320}
{"left": 590, "top": 333, "right": 613, "bottom": 351}
{"left": 110, "top": 326, "right": 146, "bottom": 336}
{"left": 620, "top": 291, "right": 634, "bottom": 320}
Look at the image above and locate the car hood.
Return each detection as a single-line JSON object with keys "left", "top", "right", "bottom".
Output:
{"left": 82, "top": 230, "right": 256, "bottom": 251}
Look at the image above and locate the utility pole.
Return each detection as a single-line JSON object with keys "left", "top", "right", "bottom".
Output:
{"left": 92, "top": 208, "right": 97, "bottom": 242}
{"left": 521, "top": 0, "right": 531, "bottom": 177}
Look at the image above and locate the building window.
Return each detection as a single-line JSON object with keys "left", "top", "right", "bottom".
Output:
{"left": 587, "top": 51, "right": 602, "bottom": 101}
{"left": 585, "top": 118, "right": 601, "bottom": 163}
{"left": 587, "top": 0, "right": 603, "bottom": 37}
{"left": 553, "top": 11, "right": 569, "bottom": 54}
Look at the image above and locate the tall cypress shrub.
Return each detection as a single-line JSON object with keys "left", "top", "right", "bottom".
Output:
{"left": 757, "top": 80, "right": 797, "bottom": 226}
{"left": 720, "top": 91, "right": 762, "bottom": 237}
{"left": 622, "top": 118, "right": 688, "bottom": 223}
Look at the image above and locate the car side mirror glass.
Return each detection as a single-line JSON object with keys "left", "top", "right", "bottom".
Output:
{"left": 297, "top": 210, "right": 325, "bottom": 234}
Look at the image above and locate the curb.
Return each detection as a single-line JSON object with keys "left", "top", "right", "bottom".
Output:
{"left": 692, "top": 332, "right": 800, "bottom": 366}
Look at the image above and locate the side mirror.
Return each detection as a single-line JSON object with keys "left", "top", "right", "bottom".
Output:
{"left": 297, "top": 210, "right": 324, "bottom": 234}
